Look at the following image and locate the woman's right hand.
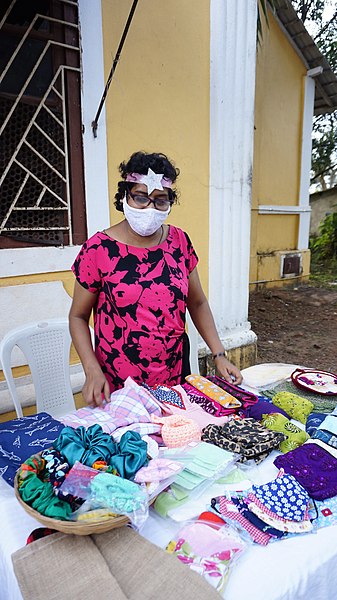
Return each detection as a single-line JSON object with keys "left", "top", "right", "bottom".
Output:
{"left": 82, "top": 366, "right": 110, "bottom": 407}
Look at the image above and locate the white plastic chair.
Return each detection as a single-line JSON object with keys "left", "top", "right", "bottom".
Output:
{"left": 0, "top": 319, "right": 76, "bottom": 419}
{"left": 186, "top": 310, "right": 200, "bottom": 375}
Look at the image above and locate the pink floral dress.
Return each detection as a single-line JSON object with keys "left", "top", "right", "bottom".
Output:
{"left": 71, "top": 226, "right": 198, "bottom": 392}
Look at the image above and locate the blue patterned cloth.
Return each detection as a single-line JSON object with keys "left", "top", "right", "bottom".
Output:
{"left": 0, "top": 412, "right": 65, "bottom": 486}
{"left": 142, "top": 383, "right": 185, "bottom": 410}
{"left": 305, "top": 412, "right": 326, "bottom": 437}
{"left": 251, "top": 473, "right": 310, "bottom": 522}
{"left": 313, "top": 429, "right": 337, "bottom": 448}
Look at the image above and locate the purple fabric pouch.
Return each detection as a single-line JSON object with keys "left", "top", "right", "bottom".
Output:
{"left": 274, "top": 443, "right": 337, "bottom": 501}
{"left": 246, "top": 401, "right": 290, "bottom": 421}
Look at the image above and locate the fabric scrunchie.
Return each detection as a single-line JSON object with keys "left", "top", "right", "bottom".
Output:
{"left": 17, "top": 455, "right": 72, "bottom": 520}
{"left": 109, "top": 431, "right": 148, "bottom": 479}
{"left": 54, "top": 424, "right": 117, "bottom": 467}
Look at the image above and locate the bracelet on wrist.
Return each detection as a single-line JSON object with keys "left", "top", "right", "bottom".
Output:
{"left": 212, "top": 351, "right": 228, "bottom": 360}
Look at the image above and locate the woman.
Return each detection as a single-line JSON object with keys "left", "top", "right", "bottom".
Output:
{"left": 69, "top": 151, "right": 242, "bottom": 407}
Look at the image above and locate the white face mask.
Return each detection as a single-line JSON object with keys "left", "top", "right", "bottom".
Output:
{"left": 123, "top": 196, "right": 170, "bottom": 237}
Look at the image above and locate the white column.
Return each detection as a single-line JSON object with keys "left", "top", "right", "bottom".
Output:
{"left": 298, "top": 70, "right": 318, "bottom": 250}
{"left": 78, "top": 0, "right": 110, "bottom": 237}
{"left": 209, "top": 0, "right": 257, "bottom": 350}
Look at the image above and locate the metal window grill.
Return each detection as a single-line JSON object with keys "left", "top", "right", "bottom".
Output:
{"left": 0, "top": 0, "right": 84, "bottom": 247}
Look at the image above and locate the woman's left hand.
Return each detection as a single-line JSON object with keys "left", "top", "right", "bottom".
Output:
{"left": 214, "top": 355, "right": 242, "bottom": 385}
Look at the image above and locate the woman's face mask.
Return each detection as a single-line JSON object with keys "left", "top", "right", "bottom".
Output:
{"left": 123, "top": 196, "right": 170, "bottom": 237}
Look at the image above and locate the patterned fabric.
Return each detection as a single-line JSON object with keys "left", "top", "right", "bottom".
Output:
{"left": 263, "top": 380, "right": 337, "bottom": 413}
{"left": 306, "top": 412, "right": 327, "bottom": 437}
{"left": 60, "top": 377, "right": 163, "bottom": 438}
{"left": 274, "top": 443, "right": 337, "bottom": 500}
{"left": 261, "top": 413, "right": 308, "bottom": 453}
{"left": 26, "top": 528, "right": 57, "bottom": 545}
{"left": 246, "top": 401, "right": 290, "bottom": 421}
{"left": 211, "top": 496, "right": 271, "bottom": 545}
{"left": 247, "top": 501, "right": 313, "bottom": 533}
{"left": 185, "top": 375, "right": 241, "bottom": 408}
{"left": 0, "top": 412, "right": 64, "bottom": 487}
{"left": 142, "top": 383, "right": 185, "bottom": 409}
{"left": 313, "top": 429, "right": 337, "bottom": 450}
{"left": 230, "top": 496, "right": 285, "bottom": 538}
{"left": 272, "top": 392, "right": 314, "bottom": 424}
{"left": 166, "top": 521, "right": 246, "bottom": 594}
{"left": 317, "top": 414, "right": 337, "bottom": 435}
{"left": 306, "top": 438, "right": 337, "bottom": 460}
{"left": 202, "top": 418, "right": 285, "bottom": 464}
{"left": 249, "top": 472, "right": 310, "bottom": 522}
{"left": 40, "top": 448, "right": 76, "bottom": 506}
{"left": 72, "top": 227, "right": 198, "bottom": 391}
{"left": 162, "top": 385, "right": 232, "bottom": 428}
{"left": 312, "top": 496, "right": 337, "bottom": 529}
{"left": 181, "top": 383, "right": 234, "bottom": 416}
{"left": 207, "top": 376, "right": 258, "bottom": 410}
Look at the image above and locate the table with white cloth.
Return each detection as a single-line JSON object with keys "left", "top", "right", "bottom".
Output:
{"left": 1, "top": 364, "right": 337, "bottom": 600}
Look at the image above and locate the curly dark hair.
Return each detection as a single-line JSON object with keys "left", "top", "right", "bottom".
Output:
{"left": 114, "top": 151, "right": 180, "bottom": 212}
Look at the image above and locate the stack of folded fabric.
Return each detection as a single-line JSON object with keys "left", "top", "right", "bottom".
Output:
{"left": 181, "top": 381, "right": 233, "bottom": 417}
{"left": 185, "top": 375, "right": 241, "bottom": 410}
{"left": 261, "top": 413, "right": 309, "bottom": 453}
{"left": 211, "top": 472, "right": 313, "bottom": 546}
{"left": 206, "top": 375, "right": 259, "bottom": 413}
{"left": 202, "top": 418, "right": 285, "bottom": 464}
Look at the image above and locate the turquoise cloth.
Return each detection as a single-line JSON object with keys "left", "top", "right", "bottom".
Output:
{"left": 54, "top": 424, "right": 117, "bottom": 467}
{"left": 91, "top": 472, "right": 147, "bottom": 513}
{"left": 54, "top": 425, "right": 147, "bottom": 479}
{"left": 109, "top": 431, "right": 148, "bottom": 479}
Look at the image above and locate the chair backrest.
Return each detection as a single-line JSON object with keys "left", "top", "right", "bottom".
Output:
{"left": 0, "top": 319, "right": 76, "bottom": 418}
{"left": 186, "top": 310, "right": 200, "bottom": 375}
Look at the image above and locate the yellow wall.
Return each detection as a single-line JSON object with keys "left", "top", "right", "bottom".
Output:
{"left": 101, "top": 0, "right": 210, "bottom": 288}
{"left": 0, "top": 271, "right": 74, "bottom": 297}
{"left": 251, "top": 12, "right": 308, "bottom": 286}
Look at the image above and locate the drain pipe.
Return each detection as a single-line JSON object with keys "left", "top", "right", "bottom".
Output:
{"left": 298, "top": 66, "right": 323, "bottom": 250}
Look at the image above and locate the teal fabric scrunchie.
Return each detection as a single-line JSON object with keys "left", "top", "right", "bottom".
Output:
{"left": 109, "top": 431, "right": 148, "bottom": 479}
{"left": 54, "top": 424, "right": 117, "bottom": 467}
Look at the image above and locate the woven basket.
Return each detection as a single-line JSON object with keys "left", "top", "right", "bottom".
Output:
{"left": 14, "top": 470, "right": 130, "bottom": 536}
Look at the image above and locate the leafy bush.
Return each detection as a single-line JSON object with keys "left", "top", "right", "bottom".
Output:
{"left": 310, "top": 213, "right": 337, "bottom": 260}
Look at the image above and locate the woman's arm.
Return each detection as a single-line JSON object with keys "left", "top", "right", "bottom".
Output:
{"left": 186, "top": 267, "right": 242, "bottom": 384}
{"left": 69, "top": 280, "right": 110, "bottom": 406}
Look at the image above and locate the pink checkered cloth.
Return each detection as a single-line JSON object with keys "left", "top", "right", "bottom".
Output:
{"left": 60, "top": 377, "right": 163, "bottom": 437}
{"left": 216, "top": 497, "right": 271, "bottom": 546}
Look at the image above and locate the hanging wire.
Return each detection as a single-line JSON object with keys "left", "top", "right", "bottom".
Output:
{"left": 91, "top": 0, "right": 139, "bottom": 137}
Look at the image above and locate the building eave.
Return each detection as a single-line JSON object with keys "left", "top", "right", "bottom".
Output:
{"left": 272, "top": 0, "right": 337, "bottom": 115}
